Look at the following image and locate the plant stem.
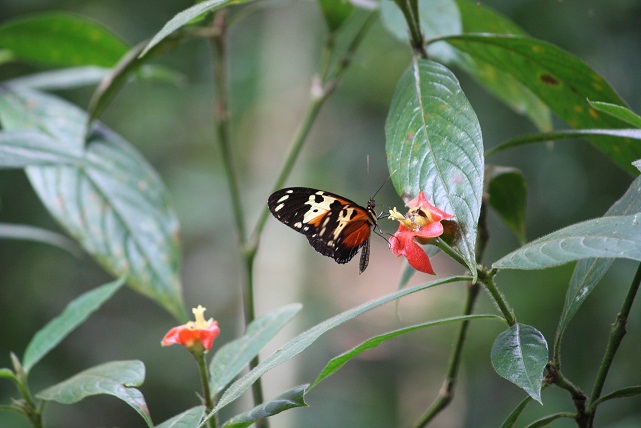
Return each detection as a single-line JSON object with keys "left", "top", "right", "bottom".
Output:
{"left": 410, "top": 281, "right": 481, "bottom": 428}
{"left": 393, "top": 0, "right": 427, "bottom": 58}
{"left": 483, "top": 273, "right": 516, "bottom": 326}
{"left": 194, "top": 350, "right": 217, "bottom": 428}
{"left": 584, "top": 262, "right": 641, "bottom": 425}
{"left": 209, "top": 10, "right": 266, "bottom": 419}
{"left": 251, "top": 11, "right": 378, "bottom": 241}
{"left": 411, "top": 202, "right": 491, "bottom": 427}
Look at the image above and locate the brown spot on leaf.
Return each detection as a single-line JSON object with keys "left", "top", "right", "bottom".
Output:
{"left": 540, "top": 74, "right": 559, "bottom": 85}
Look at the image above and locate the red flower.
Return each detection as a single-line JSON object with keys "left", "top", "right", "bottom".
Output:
{"left": 388, "top": 192, "right": 453, "bottom": 274}
{"left": 162, "top": 305, "right": 220, "bottom": 353}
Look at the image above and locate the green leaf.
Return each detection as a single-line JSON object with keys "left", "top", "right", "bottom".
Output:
{"left": 0, "top": 368, "right": 17, "bottom": 381}
{"left": 37, "top": 360, "right": 152, "bottom": 427}
{"left": 444, "top": 34, "right": 640, "bottom": 175}
{"left": 156, "top": 406, "right": 205, "bottom": 428}
{"left": 0, "top": 130, "right": 82, "bottom": 167}
{"left": 486, "top": 128, "right": 641, "bottom": 158}
{"left": 595, "top": 385, "right": 641, "bottom": 405}
{"left": 0, "top": 222, "right": 80, "bottom": 254}
{"left": 141, "top": 0, "right": 251, "bottom": 57}
{"left": 308, "top": 314, "right": 503, "bottom": 391}
{"left": 87, "top": 38, "right": 182, "bottom": 127}
{"left": 317, "top": 0, "right": 354, "bottom": 33}
{"left": 525, "top": 412, "right": 576, "bottom": 427}
{"left": 487, "top": 166, "right": 527, "bottom": 245}
{"left": 588, "top": 100, "right": 641, "bottom": 128}
{"left": 222, "top": 385, "right": 308, "bottom": 428}
{"left": 491, "top": 324, "right": 548, "bottom": 403}
{"left": 0, "top": 13, "right": 127, "bottom": 67}
{"left": 0, "top": 86, "right": 186, "bottom": 320}
{"left": 23, "top": 278, "right": 124, "bottom": 372}
{"left": 500, "top": 395, "right": 533, "bottom": 428}
{"left": 494, "top": 214, "right": 641, "bottom": 271}
{"left": 453, "top": 0, "right": 552, "bottom": 131}
{"left": 7, "top": 66, "right": 110, "bottom": 90}
{"left": 557, "top": 174, "right": 641, "bottom": 337}
{"left": 209, "top": 304, "right": 302, "bottom": 394}
{"left": 202, "top": 275, "right": 470, "bottom": 424}
{"left": 386, "top": 59, "right": 484, "bottom": 278}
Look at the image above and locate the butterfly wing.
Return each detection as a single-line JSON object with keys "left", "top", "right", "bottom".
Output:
{"left": 268, "top": 187, "right": 376, "bottom": 272}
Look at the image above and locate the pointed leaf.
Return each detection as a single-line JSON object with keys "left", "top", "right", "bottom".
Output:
{"left": 0, "top": 223, "right": 80, "bottom": 254}
{"left": 37, "top": 360, "right": 151, "bottom": 427}
{"left": 0, "top": 13, "right": 127, "bottom": 67}
{"left": 500, "top": 396, "right": 533, "bottom": 428}
{"left": 588, "top": 101, "right": 641, "bottom": 128}
{"left": 7, "top": 67, "right": 110, "bottom": 91}
{"left": 23, "top": 278, "right": 124, "bottom": 372}
{"left": 202, "top": 275, "right": 470, "bottom": 424}
{"left": 491, "top": 324, "right": 548, "bottom": 403}
{"left": 156, "top": 406, "right": 205, "bottom": 428}
{"left": 487, "top": 166, "right": 527, "bottom": 244}
{"left": 222, "top": 385, "right": 308, "bottom": 428}
{"left": 494, "top": 214, "right": 641, "bottom": 271}
{"left": 308, "top": 314, "right": 502, "bottom": 391}
{"left": 386, "top": 59, "right": 484, "bottom": 278}
{"left": 595, "top": 386, "right": 641, "bottom": 405}
{"left": 444, "top": 34, "right": 640, "bottom": 175}
{"left": 558, "top": 174, "right": 641, "bottom": 335}
{"left": 0, "top": 86, "right": 186, "bottom": 320}
{"left": 141, "top": 0, "right": 251, "bottom": 57}
{"left": 0, "top": 130, "right": 81, "bottom": 167}
{"left": 486, "top": 128, "right": 641, "bottom": 157}
{"left": 209, "top": 304, "right": 302, "bottom": 394}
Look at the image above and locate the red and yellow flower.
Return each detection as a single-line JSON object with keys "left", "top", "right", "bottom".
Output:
{"left": 388, "top": 192, "right": 453, "bottom": 274}
{"left": 161, "top": 305, "right": 220, "bottom": 353}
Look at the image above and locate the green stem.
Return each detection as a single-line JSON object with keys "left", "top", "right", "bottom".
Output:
{"left": 393, "top": 0, "right": 427, "bottom": 58}
{"left": 483, "top": 273, "right": 516, "bottom": 326}
{"left": 209, "top": 11, "right": 265, "bottom": 420}
{"left": 585, "top": 262, "right": 641, "bottom": 425}
{"left": 545, "top": 363, "right": 587, "bottom": 425}
{"left": 411, "top": 202, "right": 490, "bottom": 427}
{"left": 251, "top": 11, "right": 378, "bottom": 241}
{"left": 194, "top": 350, "right": 217, "bottom": 428}
{"left": 10, "top": 354, "right": 43, "bottom": 428}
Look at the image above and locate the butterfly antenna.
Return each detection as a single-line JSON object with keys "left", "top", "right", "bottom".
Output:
{"left": 371, "top": 168, "right": 397, "bottom": 200}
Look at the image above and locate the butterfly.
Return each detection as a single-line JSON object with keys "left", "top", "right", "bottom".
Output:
{"left": 268, "top": 187, "right": 378, "bottom": 273}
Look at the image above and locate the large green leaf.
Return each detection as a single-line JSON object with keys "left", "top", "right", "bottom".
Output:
{"left": 444, "top": 34, "right": 640, "bottom": 175}
{"left": 200, "top": 275, "right": 471, "bottom": 425}
{"left": 0, "top": 86, "right": 185, "bottom": 320}
{"left": 0, "top": 13, "right": 127, "bottom": 67}
{"left": 493, "top": 214, "right": 641, "bottom": 271}
{"left": 156, "top": 406, "right": 205, "bottom": 428}
{"left": 486, "top": 166, "right": 527, "bottom": 245}
{"left": 140, "top": 0, "right": 252, "bottom": 57}
{"left": 209, "top": 304, "right": 302, "bottom": 394}
{"left": 557, "top": 174, "right": 641, "bottom": 337}
{"left": 454, "top": 0, "right": 552, "bottom": 131}
{"left": 386, "top": 59, "right": 484, "bottom": 278}
{"left": 23, "top": 278, "right": 124, "bottom": 372}
{"left": 37, "top": 360, "right": 152, "bottom": 427}
{"left": 308, "top": 314, "right": 503, "bottom": 391}
{"left": 221, "top": 385, "right": 308, "bottom": 428}
{"left": 491, "top": 324, "right": 548, "bottom": 403}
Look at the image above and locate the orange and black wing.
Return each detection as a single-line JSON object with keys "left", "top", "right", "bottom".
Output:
{"left": 267, "top": 187, "right": 377, "bottom": 272}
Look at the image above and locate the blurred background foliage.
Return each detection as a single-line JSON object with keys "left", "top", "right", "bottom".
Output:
{"left": 1, "top": 0, "right": 641, "bottom": 427}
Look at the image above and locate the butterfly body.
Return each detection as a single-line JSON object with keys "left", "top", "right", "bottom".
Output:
{"left": 268, "top": 187, "right": 377, "bottom": 273}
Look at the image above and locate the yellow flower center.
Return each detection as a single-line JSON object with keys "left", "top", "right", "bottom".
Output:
{"left": 187, "top": 305, "right": 213, "bottom": 330}
{"left": 389, "top": 206, "right": 434, "bottom": 231}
